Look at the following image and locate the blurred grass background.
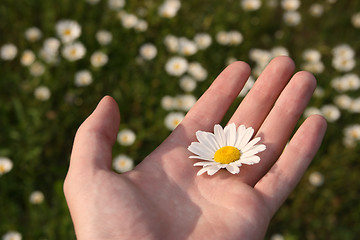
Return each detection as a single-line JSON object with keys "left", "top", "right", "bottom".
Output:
{"left": 1, "top": 0, "right": 360, "bottom": 239}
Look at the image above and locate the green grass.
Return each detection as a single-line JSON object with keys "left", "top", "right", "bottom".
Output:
{"left": 1, "top": 0, "right": 360, "bottom": 239}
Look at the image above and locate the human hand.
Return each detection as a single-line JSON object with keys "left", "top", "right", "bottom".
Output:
{"left": 64, "top": 56, "right": 327, "bottom": 240}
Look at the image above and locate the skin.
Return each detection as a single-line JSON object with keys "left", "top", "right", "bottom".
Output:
{"left": 64, "top": 56, "right": 327, "bottom": 240}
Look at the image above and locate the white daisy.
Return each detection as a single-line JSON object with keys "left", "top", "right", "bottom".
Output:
{"left": 139, "top": 43, "right": 157, "bottom": 60}
{"left": 113, "top": 154, "right": 134, "bottom": 173}
{"left": 24, "top": 27, "right": 42, "bottom": 42}
{"left": 90, "top": 51, "right": 108, "bottom": 67}
{"left": 117, "top": 129, "right": 136, "bottom": 146}
{"left": 241, "top": 0, "right": 262, "bottom": 11}
{"left": 0, "top": 157, "right": 13, "bottom": 176}
{"left": 165, "top": 56, "right": 188, "bottom": 77}
{"left": 29, "top": 191, "right": 45, "bottom": 204}
{"left": 188, "top": 123, "right": 266, "bottom": 176}
{"left": 34, "top": 86, "right": 51, "bottom": 101}
{"left": 96, "top": 30, "right": 113, "bottom": 46}
{"left": 62, "top": 42, "right": 86, "bottom": 61}
{"left": 75, "top": 70, "right": 93, "bottom": 87}
{"left": 20, "top": 50, "right": 36, "bottom": 66}
{"left": 164, "top": 112, "right": 184, "bottom": 130}
{"left": 1, "top": 43, "right": 18, "bottom": 61}
{"left": 56, "top": 19, "right": 81, "bottom": 43}
{"left": 2, "top": 231, "right": 22, "bottom": 240}
{"left": 308, "top": 171, "right": 324, "bottom": 187}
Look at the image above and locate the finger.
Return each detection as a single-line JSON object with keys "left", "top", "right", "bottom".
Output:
{"left": 228, "top": 56, "right": 295, "bottom": 132}
{"left": 168, "top": 61, "right": 251, "bottom": 144}
{"left": 239, "top": 71, "right": 317, "bottom": 186}
{"left": 68, "top": 96, "right": 120, "bottom": 174}
{"left": 255, "top": 115, "right": 327, "bottom": 216}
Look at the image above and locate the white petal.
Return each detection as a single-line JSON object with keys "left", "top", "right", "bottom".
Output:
{"left": 237, "top": 127, "right": 255, "bottom": 149}
{"left": 194, "top": 161, "right": 218, "bottom": 167}
{"left": 207, "top": 165, "right": 222, "bottom": 175}
{"left": 225, "top": 123, "right": 237, "bottom": 146}
{"left": 189, "top": 156, "right": 213, "bottom": 161}
{"left": 188, "top": 142, "right": 214, "bottom": 159}
{"left": 241, "top": 137, "right": 261, "bottom": 152}
{"left": 197, "top": 167, "right": 210, "bottom": 176}
{"left": 241, "top": 144, "right": 266, "bottom": 158}
{"left": 236, "top": 155, "right": 260, "bottom": 165}
{"left": 214, "top": 124, "right": 226, "bottom": 147}
{"left": 196, "top": 131, "right": 219, "bottom": 153}
{"left": 226, "top": 164, "right": 240, "bottom": 174}
{"left": 234, "top": 125, "right": 246, "bottom": 147}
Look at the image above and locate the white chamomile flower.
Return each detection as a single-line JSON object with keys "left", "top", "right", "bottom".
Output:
{"left": 56, "top": 19, "right": 82, "bottom": 43}
{"left": 75, "top": 70, "right": 93, "bottom": 87}
{"left": 29, "top": 191, "right": 45, "bottom": 204}
{"left": 117, "top": 129, "right": 136, "bottom": 146}
{"left": 2, "top": 231, "right": 22, "bottom": 240}
{"left": 113, "top": 154, "right": 134, "bottom": 173}
{"left": 139, "top": 43, "right": 157, "bottom": 60}
{"left": 90, "top": 51, "right": 108, "bottom": 67}
{"left": 0, "top": 157, "right": 13, "bottom": 176}
{"left": 188, "top": 123, "right": 266, "bottom": 176}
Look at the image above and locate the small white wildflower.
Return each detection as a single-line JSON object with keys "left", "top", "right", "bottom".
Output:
{"left": 20, "top": 50, "right": 36, "bottom": 66}
{"left": 179, "top": 75, "right": 197, "bottom": 92}
{"left": 75, "top": 70, "right": 93, "bottom": 87}
{"left": 108, "top": 0, "right": 125, "bottom": 10}
{"left": 29, "top": 191, "right": 45, "bottom": 204}
{"left": 281, "top": 0, "right": 300, "bottom": 11}
{"left": 303, "top": 107, "right": 322, "bottom": 118}
{"left": 134, "top": 19, "right": 148, "bottom": 32}
{"left": 0, "top": 157, "right": 13, "bottom": 176}
{"left": 283, "top": 11, "right": 301, "bottom": 26}
{"left": 241, "top": 0, "right": 262, "bottom": 11}
{"left": 24, "top": 27, "right": 42, "bottom": 42}
{"left": 117, "top": 129, "right": 136, "bottom": 146}
{"left": 113, "top": 154, "right": 134, "bottom": 173}
{"left": 303, "top": 49, "right": 321, "bottom": 62}
{"left": 2, "top": 231, "right": 22, "bottom": 240}
{"left": 351, "top": 12, "right": 360, "bottom": 28}
{"left": 158, "top": 0, "right": 181, "bottom": 18}
{"left": 90, "top": 51, "right": 108, "bottom": 68}
{"left": 187, "top": 62, "right": 208, "bottom": 81}
{"left": 179, "top": 38, "right": 198, "bottom": 56}
{"left": 334, "top": 94, "right": 352, "bottom": 109}
{"left": 309, "top": 3, "right": 324, "bottom": 17}
{"left": 96, "top": 30, "right": 113, "bottom": 45}
{"left": 164, "top": 35, "right": 180, "bottom": 53}
{"left": 271, "top": 46, "right": 289, "bottom": 57}
{"left": 161, "top": 96, "right": 175, "bottom": 110}
{"left": 164, "top": 112, "right": 184, "bottom": 130}
{"left": 174, "top": 94, "right": 197, "bottom": 111}
{"left": 165, "top": 56, "right": 189, "bottom": 77}
{"left": 34, "top": 86, "right": 51, "bottom": 101}
{"left": 56, "top": 19, "right": 82, "bottom": 43}
{"left": 321, "top": 104, "right": 341, "bottom": 122}
{"left": 62, "top": 42, "right": 86, "bottom": 61}
{"left": 139, "top": 43, "right": 157, "bottom": 60}
{"left": 120, "top": 13, "right": 138, "bottom": 29}
{"left": 194, "top": 33, "right": 212, "bottom": 50}
{"left": 1, "top": 43, "right": 18, "bottom": 61}
{"left": 270, "top": 233, "right": 285, "bottom": 240}
{"left": 308, "top": 171, "right": 324, "bottom": 187}
{"left": 29, "top": 61, "right": 46, "bottom": 77}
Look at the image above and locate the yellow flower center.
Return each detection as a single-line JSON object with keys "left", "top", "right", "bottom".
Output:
{"left": 213, "top": 146, "right": 241, "bottom": 164}
{"left": 0, "top": 165, "right": 5, "bottom": 174}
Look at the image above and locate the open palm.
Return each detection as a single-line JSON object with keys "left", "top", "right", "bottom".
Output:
{"left": 64, "top": 57, "right": 327, "bottom": 240}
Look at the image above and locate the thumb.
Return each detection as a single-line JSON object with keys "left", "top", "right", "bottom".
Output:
{"left": 68, "top": 96, "right": 120, "bottom": 175}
